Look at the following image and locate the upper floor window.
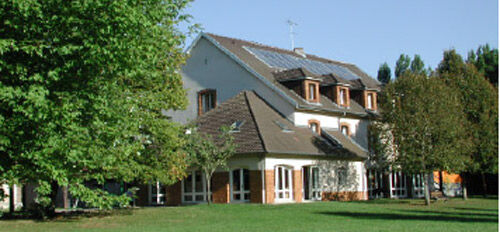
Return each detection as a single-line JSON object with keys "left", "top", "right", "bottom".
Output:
{"left": 304, "top": 81, "right": 319, "bottom": 103}
{"left": 340, "top": 123, "right": 350, "bottom": 137}
{"left": 366, "top": 92, "right": 377, "bottom": 110}
{"left": 308, "top": 119, "right": 321, "bottom": 135}
{"left": 198, "top": 89, "right": 216, "bottom": 115}
{"left": 337, "top": 86, "right": 350, "bottom": 107}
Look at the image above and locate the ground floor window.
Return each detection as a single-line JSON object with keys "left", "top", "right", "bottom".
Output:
{"left": 367, "top": 169, "right": 384, "bottom": 199}
{"left": 149, "top": 182, "right": 166, "bottom": 205}
{"left": 412, "top": 173, "right": 425, "bottom": 198}
{"left": 390, "top": 171, "right": 407, "bottom": 198}
{"left": 275, "top": 166, "right": 293, "bottom": 201}
{"left": 182, "top": 170, "right": 207, "bottom": 203}
{"left": 303, "top": 166, "right": 321, "bottom": 200}
{"left": 230, "top": 169, "right": 250, "bottom": 202}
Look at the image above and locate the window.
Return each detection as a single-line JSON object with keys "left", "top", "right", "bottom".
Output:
{"left": 275, "top": 166, "right": 293, "bottom": 201}
{"left": 274, "top": 120, "right": 293, "bottom": 132}
{"left": 230, "top": 120, "right": 245, "bottom": 133}
{"left": 366, "top": 92, "right": 376, "bottom": 110}
{"left": 182, "top": 170, "right": 207, "bottom": 203}
{"left": 412, "top": 174, "right": 424, "bottom": 198}
{"left": 198, "top": 89, "right": 216, "bottom": 115}
{"left": 340, "top": 123, "right": 350, "bottom": 136}
{"left": 305, "top": 81, "right": 319, "bottom": 103}
{"left": 390, "top": 171, "right": 407, "bottom": 198}
{"left": 337, "top": 167, "right": 347, "bottom": 186}
{"left": 149, "top": 182, "right": 166, "bottom": 205}
{"left": 230, "top": 169, "right": 250, "bottom": 202}
{"left": 367, "top": 169, "right": 384, "bottom": 199}
{"left": 303, "top": 166, "right": 321, "bottom": 201}
{"left": 308, "top": 119, "right": 321, "bottom": 134}
{"left": 337, "top": 87, "right": 350, "bottom": 107}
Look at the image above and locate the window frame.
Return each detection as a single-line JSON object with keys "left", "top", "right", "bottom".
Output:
{"left": 340, "top": 122, "right": 350, "bottom": 137}
{"left": 197, "top": 89, "right": 217, "bottom": 115}
{"left": 230, "top": 168, "right": 251, "bottom": 202}
{"left": 304, "top": 80, "right": 320, "bottom": 103}
{"left": 274, "top": 165, "right": 294, "bottom": 202}
{"left": 308, "top": 119, "right": 321, "bottom": 135}
{"left": 181, "top": 170, "right": 209, "bottom": 203}
{"left": 302, "top": 166, "right": 321, "bottom": 201}
{"left": 148, "top": 181, "right": 166, "bottom": 205}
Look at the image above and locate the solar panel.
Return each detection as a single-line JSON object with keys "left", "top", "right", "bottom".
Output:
{"left": 245, "top": 47, "right": 361, "bottom": 80}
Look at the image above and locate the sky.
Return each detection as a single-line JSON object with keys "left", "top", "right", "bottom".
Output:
{"left": 180, "top": 0, "right": 498, "bottom": 78}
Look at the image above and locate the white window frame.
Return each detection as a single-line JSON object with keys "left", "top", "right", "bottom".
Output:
{"left": 339, "top": 88, "right": 346, "bottom": 105}
{"left": 341, "top": 125, "right": 349, "bottom": 136}
{"left": 181, "top": 170, "right": 208, "bottom": 203}
{"left": 302, "top": 166, "right": 321, "bottom": 201}
{"left": 308, "top": 83, "right": 316, "bottom": 100}
{"left": 275, "top": 165, "right": 293, "bottom": 202}
{"left": 412, "top": 173, "right": 425, "bottom": 198}
{"left": 390, "top": 171, "right": 407, "bottom": 198}
{"left": 230, "top": 168, "right": 251, "bottom": 202}
{"left": 367, "top": 93, "right": 373, "bottom": 109}
{"left": 148, "top": 181, "right": 165, "bottom": 205}
{"left": 309, "top": 123, "right": 318, "bottom": 134}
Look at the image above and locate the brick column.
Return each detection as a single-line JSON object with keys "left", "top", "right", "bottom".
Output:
{"left": 264, "top": 170, "right": 275, "bottom": 204}
{"left": 293, "top": 170, "right": 302, "bottom": 202}
{"left": 166, "top": 181, "right": 182, "bottom": 206}
{"left": 249, "top": 170, "right": 263, "bottom": 203}
{"left": 211, "top": 172, "right": 229, "bottom": 203}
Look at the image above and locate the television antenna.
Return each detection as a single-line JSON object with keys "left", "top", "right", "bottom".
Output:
{"left": 286, "top": 20, "right": 298, "bottom": 50}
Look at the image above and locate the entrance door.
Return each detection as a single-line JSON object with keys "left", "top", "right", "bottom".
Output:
{"left": 303, "top": 166, "right": 321, "bottom": 200}
{"left": 230, "top": 169, "right": 250, "bottom": 202}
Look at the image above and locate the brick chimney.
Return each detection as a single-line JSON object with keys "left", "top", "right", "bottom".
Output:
{"left": 293, "top": 47, "right": 306, "bottom": 57}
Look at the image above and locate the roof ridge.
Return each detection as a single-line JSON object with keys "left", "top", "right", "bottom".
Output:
{"left": 244, "top": 91, "right": 268, "bottom": 153}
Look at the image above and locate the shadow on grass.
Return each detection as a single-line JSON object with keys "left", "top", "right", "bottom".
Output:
{"left": 316, "top": 211, "right": 498, "bottom": 223}
{"left": 395, "top": 209, "right": 498, "bottom": 218}
{"left": 453, "top": 207, "right": 498, "bottom": 212}
{"left": 0, "top": 208, "right": 135, "bottom": 222}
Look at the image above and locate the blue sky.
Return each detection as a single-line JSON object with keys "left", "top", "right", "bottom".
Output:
{"left": 180, "top": 0, "right": 498, "bottom": 78}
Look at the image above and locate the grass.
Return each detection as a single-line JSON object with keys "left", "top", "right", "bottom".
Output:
{"left": 0, "top": 197, "right": 497, "bottom": 232}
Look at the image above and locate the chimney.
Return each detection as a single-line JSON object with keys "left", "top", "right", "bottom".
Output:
{"left": 293, "top": 47, "right": 306, "bottom": 58}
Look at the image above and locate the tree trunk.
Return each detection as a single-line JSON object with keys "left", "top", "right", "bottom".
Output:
{"left": 62, "top": 186, "right": 69, "bottom": 209}
{"left": 9, "top": 184, "right": 15, "bottom": 214}
{"left": 205, "top": 172, "right": 212, "bottom": 205}
{"left": 481, "top": 173, "right": 488, "bottom": 197}
{"left": 462, "top": 177, "right": 468, "bottom": 200}
{"left": 423, "top": 173, "right": 431, "bottom": 205}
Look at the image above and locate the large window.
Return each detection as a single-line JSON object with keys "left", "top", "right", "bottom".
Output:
{"left": 390, "top": 171, "right": 407, "bottom": 198}
{"left": 412, "top": 174, "right": 424, "bottom": 198}
{"left": 198, "top": 89, "right": 216, "bottom": 115}
{"left": 182, "top": 170, "right": 207, "bottom": 203}
{"left": 149, "top": 181, "right": 166, "bottom": 205}
{"left": 303, "top": 166, "right": 321, "bottom": 201}
{"left": 367, "top": 169, "right": 384, "bottom": 199}
{"left": 275, "top": 166, "right": 293, "bottom": 201}
{"left": 230, "top": 169, "right": 250, "bottom": 202}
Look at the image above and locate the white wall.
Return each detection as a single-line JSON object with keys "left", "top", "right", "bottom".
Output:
{"left": 294, "top": 112, "right": 339, "bottom": 129}
{"left": 165, "top": 37, "right": 295, "bottom": 124}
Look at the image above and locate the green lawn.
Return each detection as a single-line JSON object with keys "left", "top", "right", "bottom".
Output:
{"left": 1, "top": 197, "right": 497, "bottom": 232}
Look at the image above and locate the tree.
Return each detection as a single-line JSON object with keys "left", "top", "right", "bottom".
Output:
{"left": 379, "top": 72, "right": 471, "bottom": 205}
{"left": 438, "top": 49, "right": 498, "bottom": 197}
{"left": 0, "top": 0, "right": 193, "bottom": 216}
{"left": 410, "top": 55, "right": 426, "bottom": 75}
{"left": 184, "top": 127, "right": 236, "bottom": 205}
{"left": 395, "top": 54, "right": 411, "bottom": 78}
{"left": 377, "top": 62, "right": 391, "bottom": 84}
{"left": 467, "top": 44, "right": 498, "bottom": 85}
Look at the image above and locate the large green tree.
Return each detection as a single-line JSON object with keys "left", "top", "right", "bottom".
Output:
{"left": 410, "top": 54, "right": 426, "bottom": 75}
{"left": 438, "top": 49, "right": 498, "bottom": 197}
{"left": 0, "top": 0, "right": 193, "bottom": 216}
{"left": 377, "top": 62, "right": 391, "bottom": 84}
{"left": 467, "top": 44, "right": 498, "bottom": 86}
{"left": 394, "top": 54, "right": 411, "bottom": 78}
{"left": 379, "top": 72, "right": 471, "bottom": 205}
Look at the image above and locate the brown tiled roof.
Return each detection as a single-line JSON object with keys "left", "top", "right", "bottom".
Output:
{"left": 195, "top": 91, "right": 367, "bottom": 160}
{"left": 203, "top": 33, "right": 380, "bottom": 117}
{"left": 273, "top": 67, "right": 323, "bottom": 82}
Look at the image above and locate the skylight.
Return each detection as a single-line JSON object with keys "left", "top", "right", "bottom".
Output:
{"left": 274, "top": 120, "right": 293, "bottom": 132}
{"left": 230, "top": 120, "right": 245, "bottom": 132}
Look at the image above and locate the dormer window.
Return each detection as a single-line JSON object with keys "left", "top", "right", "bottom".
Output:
{"left": 365, "top": 91, "right": 377, "bottom": 110}
{"left": 304, "top": 80, "right": 320, "bottom": 103}
{"left": 340, "top": 123, "right": 350, "bottom": 137}
{"left": 198, "top": 89, "right": 216, "bottom": 115}
{"left": 230, "top": 120, "right": 245, "bottom": 133}
{"left": 308, "top": 119, "right": 321, "bottom": 135}
{"left": 336, "top": 86, "right": 350, "bottom": 107}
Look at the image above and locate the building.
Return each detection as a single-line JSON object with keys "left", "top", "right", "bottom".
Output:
{"left": 137, "top": 32, "right": 387, "bottom": 205}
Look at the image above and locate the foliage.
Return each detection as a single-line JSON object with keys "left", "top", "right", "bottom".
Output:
{"left": 467, "top": 44, "right": 498, "bottom": 85}
{"left": 438, "top": 50, "right": 498, "bottom": 175}
{"left": 394, "top": 54, "right": 411, "bottom": 78}
{"left": 183, "top": 126, "right": 237, "bottom": 204}
{"left": 0, "top": 0, "right": 194, "bottom": 213}
{"left": 367, "top": 122, "right": 394, "bottom": 172}
{"left": 377, "top": 62, "right": 391, "bottom": 84}
{"left": 410, "top": 54, "right": 426, "bottom": 75}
